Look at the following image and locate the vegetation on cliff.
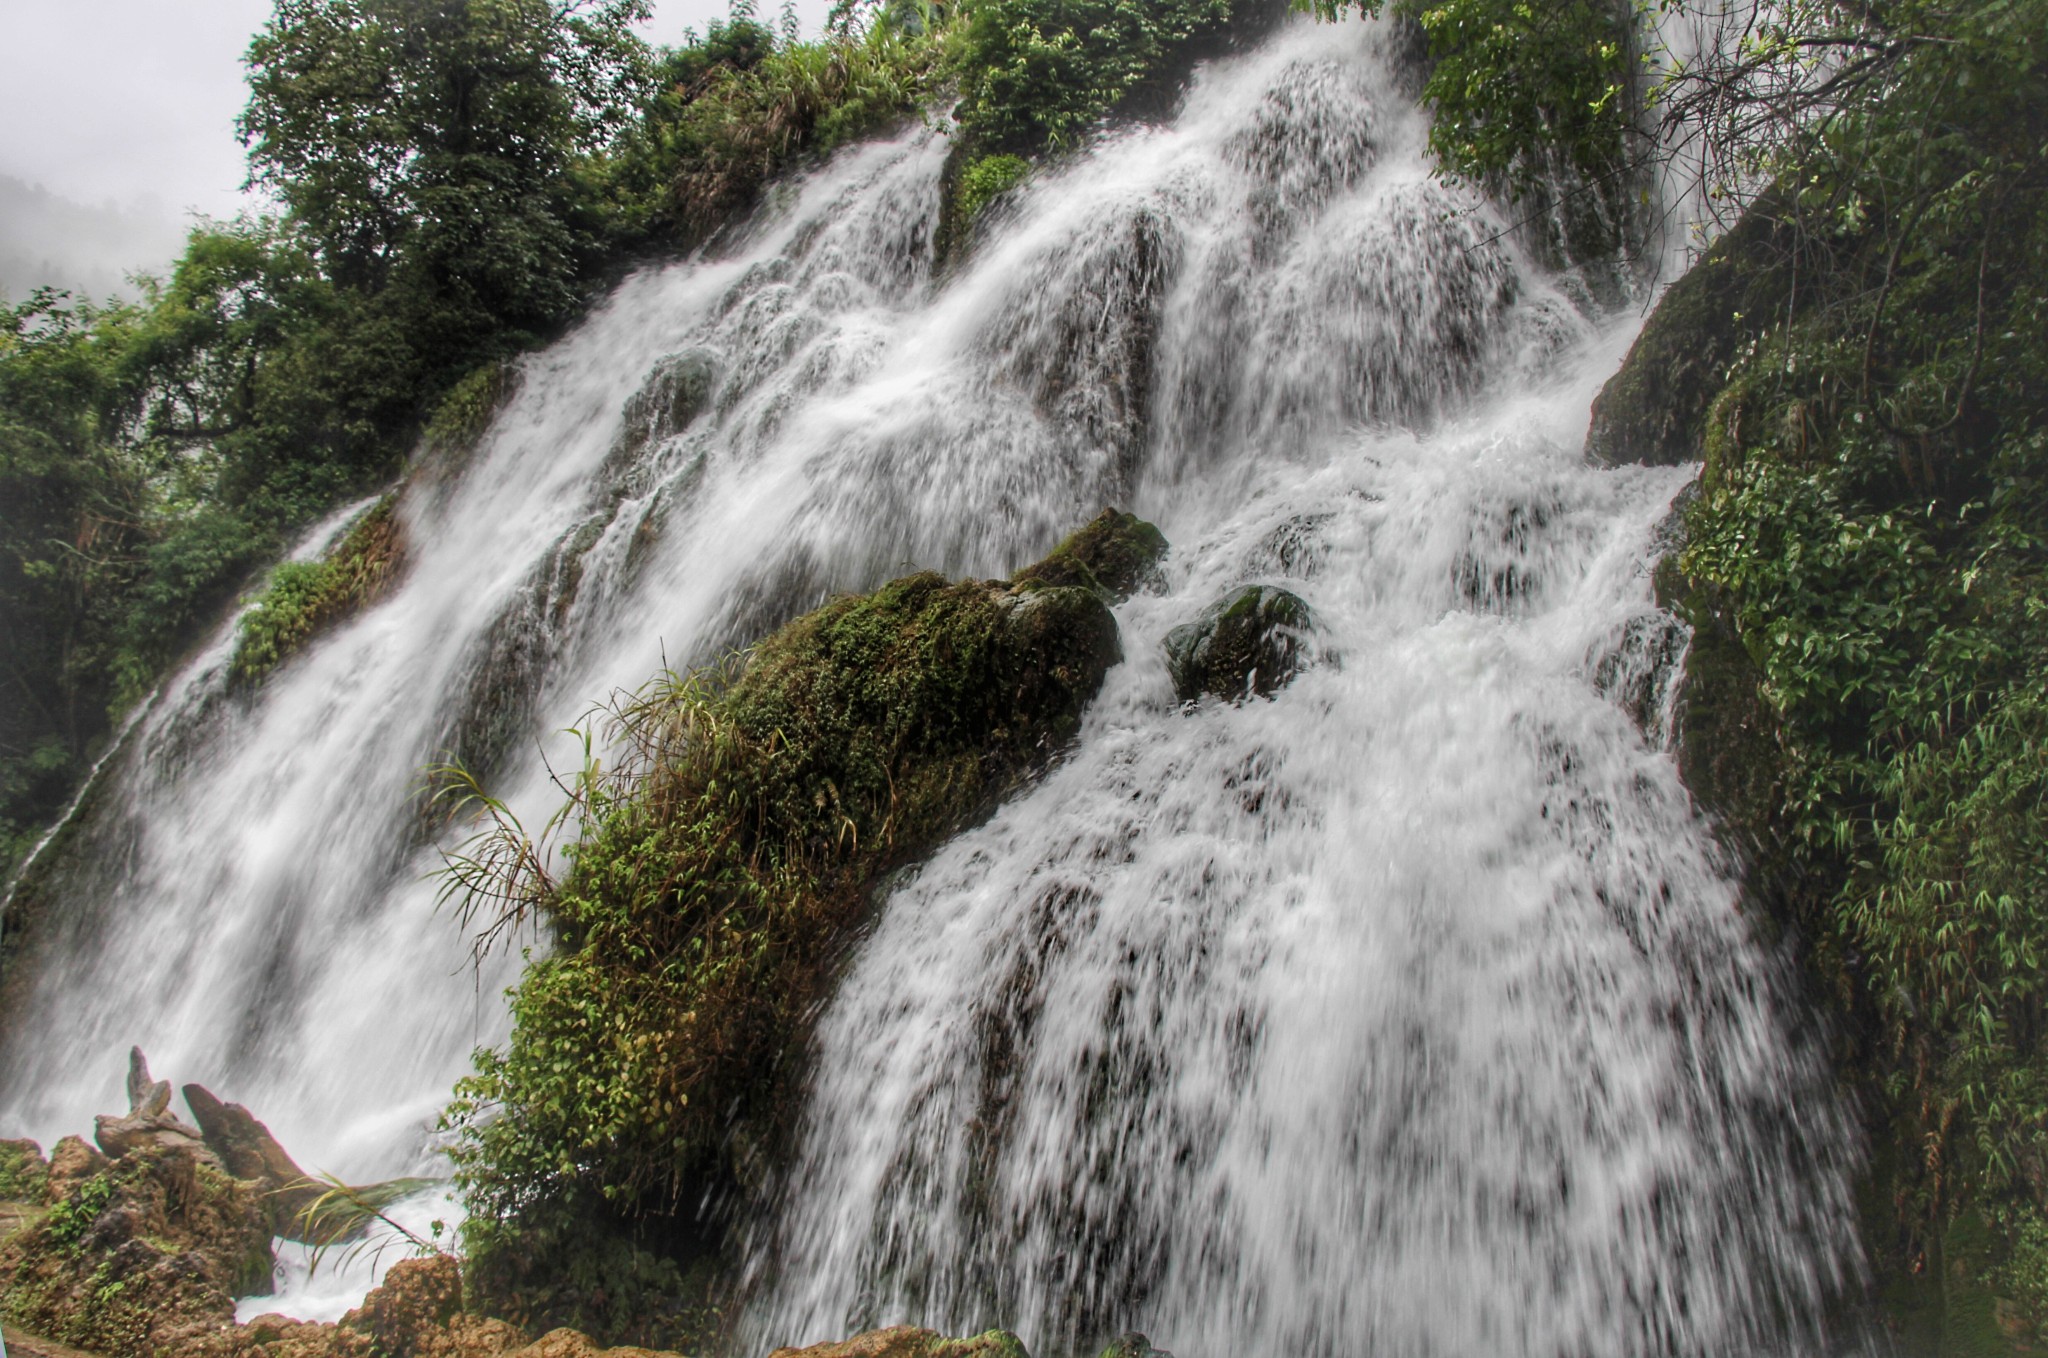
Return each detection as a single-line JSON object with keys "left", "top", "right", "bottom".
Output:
{"left": 1584, "top": 0, "right": 2048, "bottom": 1340}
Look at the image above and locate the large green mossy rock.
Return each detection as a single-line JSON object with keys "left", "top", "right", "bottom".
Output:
{"left": 451, "top": 513, "right": 1163, "bottom": 1344}
{"left": 721, "top": 568, "right": 1122, "bottom": 841}
{"left": 1586, "top": 194, "right": 1806, "bottom": 467}
{"left": 1164, "top": 584, "right": 1316, "bottom": 703}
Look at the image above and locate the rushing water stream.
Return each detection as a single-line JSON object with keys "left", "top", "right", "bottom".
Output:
{"left": 1, "top": 12, "right": 1861, "bottom": 1351}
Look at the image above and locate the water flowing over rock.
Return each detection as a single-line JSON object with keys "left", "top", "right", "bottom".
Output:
{"left": 2, "top": 11, "right": 1861, "bottom": 1349}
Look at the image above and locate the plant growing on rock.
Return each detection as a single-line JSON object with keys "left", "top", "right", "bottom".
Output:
{"left": 439, "top": 513, "right": 1163, "bottom": 1344}
{"left": 231, "top": 493, "right": 404, "bottom": 684}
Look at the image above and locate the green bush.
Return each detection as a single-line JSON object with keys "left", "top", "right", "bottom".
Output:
{"left": 231, "top": 494, "right": 402, "bottom": 685}
{"left": 955, "top": 152, "right": 1031, "bottom": 225}
{"left": 953, "top": 0, "right": 1235, "bottom": 151}
{"left": 622, "top": 17, "right": 946, "bottom": 240}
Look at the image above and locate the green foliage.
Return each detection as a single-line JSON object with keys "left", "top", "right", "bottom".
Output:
{"left": 423, "top": 360, "right": 516, "bottom": 456}
{"left": 1308, "top": 0, "right": 1637, "bottom": 192}
{"left": 617, "top": 14, "right": 946, "bottom": 240}
{"left": 230, "top": 494, "right": 402, "bottom": 684}
{"left": 0, "top": 1140, "right": 50, "bottom": 1202}
{"left": 43, "top": 1174, "right": 115, "bottom": 1252}
{"left": 1667, "top": 0, "right": 2048, "bottom": 1315}
{"left": 441, "top": 533, "right": 1138, "bottom": 1341}
{"left": 953, "top": 0, "right": 1234, "bottom": 151}
{"left": 240, "top": 0, "right": 653, "bottom": 305}
{"left": 0, "top": 289, "right": 151, "bottom": 877}
{"left": 955, "top": 152, "right": 1031, "bottom": 225}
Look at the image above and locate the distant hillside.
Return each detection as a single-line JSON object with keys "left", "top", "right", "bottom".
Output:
{"left": 0, "top": 174, "right": 188, "bottom": 302}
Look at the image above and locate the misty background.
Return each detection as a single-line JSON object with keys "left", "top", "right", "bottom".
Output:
{"left": 0, "top": 0, "right": 834, "bottom": 303}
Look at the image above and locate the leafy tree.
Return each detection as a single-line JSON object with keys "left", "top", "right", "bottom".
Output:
{"left": 240, "top": 0, "right": 655, "bottom": 344}
{"left": 954, "top": 0, "right": 1236, "bottom": 151}
{"left": 1308, "top": 0, "right": 1639, "bottom": 193}
{"left": 0, "top": 291, "right": 147, "bottom": 866}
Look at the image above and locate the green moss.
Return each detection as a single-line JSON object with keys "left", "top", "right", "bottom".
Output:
{"left": 444, "top": 519, "right": 1147, "bottom": 1343}
{"left": 955, "top": 154, "right": 1032, "bottom": 229}
{"left": 1010, "top": 507, "right": 1168, "bottom": 602}
{"left": 230, "top": 494, "right": 403, "bottom": 685}
{"left": 0, "top": 1139, "right": 48, "bottom": 1203}
{"left": 424, "top": 360, "right": 516, "bottom": 458}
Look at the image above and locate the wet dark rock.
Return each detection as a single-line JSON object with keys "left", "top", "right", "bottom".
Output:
{"left": 984, "top": 203, "right": 1178, "bottom": 488}
{"left": 1586, "top": 193, "right": 1805, "bottom": 467}
{"left": 1165, "top": 584, "right": 1317, "bottom": 703}
{"left": 1010, "top": 508, "right": 1169, "bottom": 603}
{"left": 1095, "top": 1336, "right": 1172, "bottom": 1358}
{"left": 611, "top": 349, "right": 719, "bottom": 470}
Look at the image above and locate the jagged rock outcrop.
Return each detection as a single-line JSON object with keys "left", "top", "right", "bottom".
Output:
{"left": 44, "top": 1137, "right": 106, "bottom": 1201}
{"left": 93, "top": 1049, "right": 221, "bottom": 1167}
{"left": 0, "top": 1136, "right": 271, "bottom": 1357}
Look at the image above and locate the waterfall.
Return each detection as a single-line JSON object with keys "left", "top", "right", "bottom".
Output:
{"left": 0, "top": 11, "right": 1860, "bottom": 1348}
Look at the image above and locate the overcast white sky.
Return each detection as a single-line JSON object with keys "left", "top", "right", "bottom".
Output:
{"left": 0, "top": 0, "right": 835, "bottom": 223}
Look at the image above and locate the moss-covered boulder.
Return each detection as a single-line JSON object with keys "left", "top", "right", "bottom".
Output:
{"left": 1011, "top": 508, "right": 1169, "bottom": 602}
{"left": 1585, "top": 193, "right": 1808, "bottom": 467}
{"left": 447, "top": 517, "right": 1157, "bottom": 1343}
{"left": 0, "top": 1140, "right": 272, "bottom": 1357}
{"left": 1164, "top": 584, "right": 1316, "bottom": 703}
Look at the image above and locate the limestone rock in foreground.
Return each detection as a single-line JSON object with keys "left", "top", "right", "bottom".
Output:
{"left": 0, "top": 1139, "right": 271, "bottom": 1358}
{"left": 223, "top": 1256, "right": 671, "bottom": 1358}
{"left": 1165, "top": 583, "right": 1318, "bottom": 703}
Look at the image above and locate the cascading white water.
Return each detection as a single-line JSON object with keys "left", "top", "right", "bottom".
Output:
{"left": 0, "top": 10, "right": 1860, "bottom": 1345}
